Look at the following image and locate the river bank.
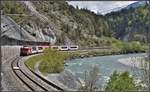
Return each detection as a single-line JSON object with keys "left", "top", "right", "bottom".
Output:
{"left": 26, "top": 48, "right": 147, "bottom": 75}
{"left": 65, "top": 49, "right": 146, "bottom": 63}
{"left": 25, "top": 51, "right": 147, "bottom": 91}
{"left": 118, "top": 56, "right": 149, "bottom": 70}
{"left": 65, "top": 53, "right": 147, "bottom": 90}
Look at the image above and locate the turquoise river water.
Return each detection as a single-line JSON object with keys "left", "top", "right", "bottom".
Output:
{"left": 65, "top": 53, "right": 146, "bottom": 86}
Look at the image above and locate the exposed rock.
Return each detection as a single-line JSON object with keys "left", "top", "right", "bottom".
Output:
{"left": 1, "top": 15, "right": 56, "bottom": 44}
{"left": 1, "top": 15, "right": 36, "bottom": 41}
{"left": 57, "top": 70, "right": 81, "bottom": 89}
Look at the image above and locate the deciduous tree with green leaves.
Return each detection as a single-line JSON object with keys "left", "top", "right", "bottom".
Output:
{"left": 105, "top": 71, "right": 136, "bottom": 91}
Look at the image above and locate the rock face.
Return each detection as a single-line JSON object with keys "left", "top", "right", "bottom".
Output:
{"left": 22, "top": 1, "right": 57, "bottom": 44}
{"left": 1, "top": 15, "right": 56, "bottom": 44}
{"left": 1, "top": 15, "right": 36, "bottom": 41}
{"left": 1, "top": 1, "right": 57, "bottom": 45}
{"left": 57, "top": 70, "right": 81, "bottom": 89}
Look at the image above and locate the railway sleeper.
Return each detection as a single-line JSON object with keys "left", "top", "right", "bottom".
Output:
{"left": 14, "top": 70, "right": 44, "bottom": 91}
{"left": 18, "top": 58, "right": 58, "bottom": 91}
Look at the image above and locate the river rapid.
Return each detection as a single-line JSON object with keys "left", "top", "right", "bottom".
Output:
{"left": 65, "top": 53, "right": 146, "bottom": 87}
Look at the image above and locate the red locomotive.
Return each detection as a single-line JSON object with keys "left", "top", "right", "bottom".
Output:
{"left": 20, "top": 46, "right": 32, "bottom": 56}
{"left": 20, "top": 46, "right": 46, "bottom": 56}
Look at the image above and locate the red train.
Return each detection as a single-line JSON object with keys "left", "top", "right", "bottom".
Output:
{"left": 20, "top": 45, "right": 79, "bottom": 56}
{"left": 20, "top": 46, "right": 49, "bottom": 56}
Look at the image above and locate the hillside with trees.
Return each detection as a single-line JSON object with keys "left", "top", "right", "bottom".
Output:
{"left": 1, "top": 1, "right": 149, "bottom": 48}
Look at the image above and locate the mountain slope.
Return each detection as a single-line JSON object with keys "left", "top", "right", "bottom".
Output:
{"left": 22, "top": 1, "right": 56, "bottom": 44}
{"left": 105, "top": 3, "right": 149, "bottom": 42}
{"left": 124, "top": 1, "right": 147, "bottom": 10}
{"left": 1, "top": 1, "right": 149, "bottom": 46}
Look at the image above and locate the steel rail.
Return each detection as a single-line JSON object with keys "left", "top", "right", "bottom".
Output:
{"left": 11, "top": 57, "right": 48, "bottom": 91}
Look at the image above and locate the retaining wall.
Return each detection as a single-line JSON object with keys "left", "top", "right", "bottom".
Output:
{"left": 1, "top": 46, "right": 22, "bottom": 63}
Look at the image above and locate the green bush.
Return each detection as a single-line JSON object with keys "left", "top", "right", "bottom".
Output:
{"left": 112, "top": 39, "right": 147, "bottom": 54}
{"left": 39, "top": 49, "right": 68, "bottom": 75}
{"left": 105, "top": 71, "right": 136, "bottom": 91}
{"left": 26, "top": 48, "right": 70, "bottom": 75}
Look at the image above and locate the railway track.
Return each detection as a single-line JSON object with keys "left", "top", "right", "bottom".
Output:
{"left": 11, "top": 56, "right": 60, "bottom": 91}
{"left": 4, "top": 46, "right": 111, "bottom": 91}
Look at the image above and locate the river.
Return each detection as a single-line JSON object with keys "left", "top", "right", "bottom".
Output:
{"left": 65, "top": 53, "right": 146, "bottom": 87}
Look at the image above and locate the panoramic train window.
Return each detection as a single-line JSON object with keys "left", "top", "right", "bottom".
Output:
{"left": 70, "top": 46, "right": 77, "bottom": 48}
{"left": 32, "top": 47, "right": 37, "bottom": 50}
{"left": 61, "top": 46, "right": 68, "bottom": 49}
{"left": 38, "top": 47, "right": 43, "bottom": 50}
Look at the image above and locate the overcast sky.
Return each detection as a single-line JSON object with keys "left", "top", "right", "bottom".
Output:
{"left": 67, "top": 1, "right": 137, "bottom": 15}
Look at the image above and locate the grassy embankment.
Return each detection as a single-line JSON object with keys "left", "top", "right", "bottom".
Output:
{"left": 25, "top": 38, "right": 148, "bottom": 75}
{"left": 26, "top": 49, "right": 68, "bottom": 75}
